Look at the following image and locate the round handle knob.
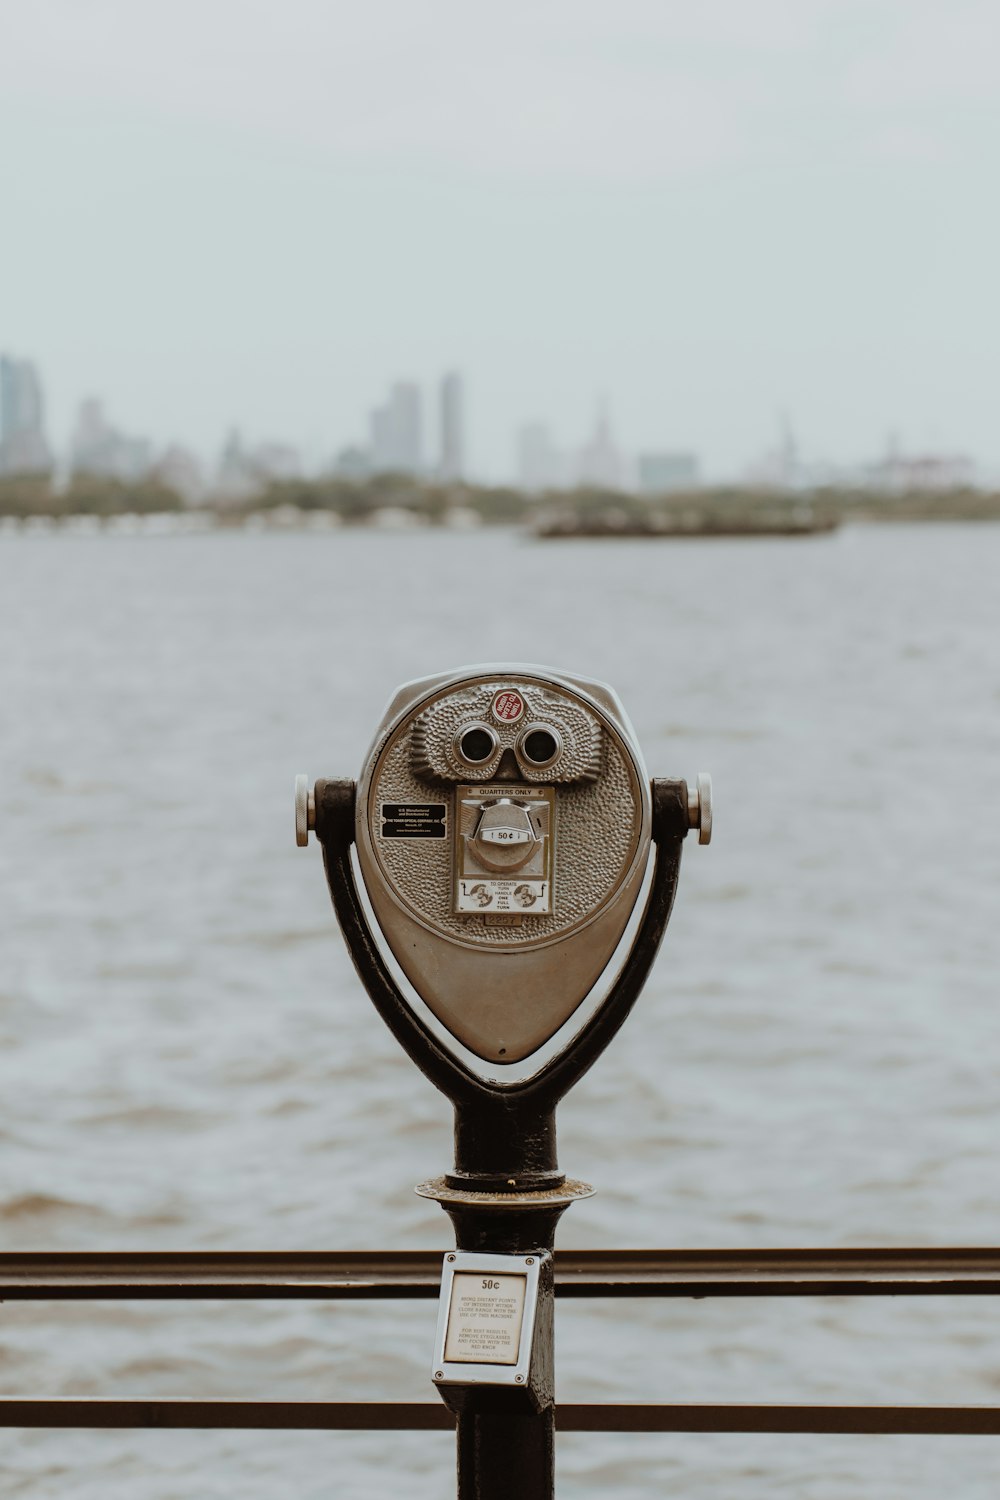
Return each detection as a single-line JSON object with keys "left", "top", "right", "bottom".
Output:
{"left": 295, "top": 774, "right": 315, "bottom": 847}
{"left": 687, "top": 772, "right": 712, "bottom": 845}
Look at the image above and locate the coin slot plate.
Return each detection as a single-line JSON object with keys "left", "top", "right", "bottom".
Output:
{"left": 454, "top": 783, "right": 554, "bottom": 916}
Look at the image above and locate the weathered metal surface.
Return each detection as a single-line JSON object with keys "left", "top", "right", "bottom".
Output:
{"left": 294, "top": 773, "right": 315, "bottom": 846}
{"left": 316, "top": 775, "right": 687, "bottom": 1193}
{"left": 558, "top": 1404, "right": 1000, "bottom": 1435}
{"left": 416, "top": 1179, "right": 595, "bottom": 1211}
{"left": 0, "top": 1398, "right": 454, "bottom": 1430}
{"left": 350, "top": 668, "right": 657, "bottom": 1078}
{"left": 687, "top": 770, "right": 712, "bottom": 843}
{"left": 4, "top": 1247, "right": 1000, "bottom": 1299}
{"left": 458, "top": 1411, "right": 553, "bottom": 1499}
{"left": 554, "top": 1246, "right": 1000, "bottom": 1297}
{"left": 440, "top": 1201, "right": 561, "bottom": 1498}
{"left": 0, "top": 1250, "right": 442, "bottom": 1299}
{"left": 3, "top": 1400, "right": 1000, "bottom": 1435}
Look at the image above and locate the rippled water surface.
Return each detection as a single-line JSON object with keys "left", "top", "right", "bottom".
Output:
{"left": 1, "top": 523, "right": 999, "bottom": 1497}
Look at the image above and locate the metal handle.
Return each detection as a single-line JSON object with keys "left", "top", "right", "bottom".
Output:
{"left": 294, "top": 775, "right": 315, "bottom": 847}
{"left": 687, "top": 772, "right": 712, "bottom": 845}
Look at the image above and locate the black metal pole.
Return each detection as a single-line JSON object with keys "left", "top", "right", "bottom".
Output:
{"left": 457, "top": 1410, "right": 554, "bottom": 1500}
{"left": 441, "top": 1202, "right": 562, "bottom": 1500}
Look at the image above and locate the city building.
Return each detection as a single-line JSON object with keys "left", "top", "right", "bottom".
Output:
{"left": 744, "top": 414, "right": 806, "bottom": 489}
{"left": 637, "top": 452, "right": 700, "bottom": 494}
{"left": 439, "top": 371, "right": 465, "bottom": 481}
{"left": 150, "top": 445, "right": 205, "bottom": 505}
{"left": 573, "top": 403, "right": 624, "bottom": 490}
{"left": 332, "top": 444, "right": 373, "bottom": 480}
{"left": 71, "top": 398, "right": 151, "bottom": 481}
{"left": 0, "top": 354, "right": 52, "bottom": 474}
{"left": 213, "top": 429, "right": 302, "bottom": 503}
{"left": 744, "top": 428, "right": 979, "bottom": 493}
{"left": 252, "top": 443, "right": 301, "bottom": 483}
{"left": 214, "top": 429, "right": 259, "bottom": 504}
{"left": 370, "top": 381, "right": 423, "bottom": 474}
{"left": 865, "top": 437, "right": 976, "bottom": 492}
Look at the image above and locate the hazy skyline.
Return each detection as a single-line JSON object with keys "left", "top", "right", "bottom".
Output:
{"left": 1, "top": 0, "right": 997, "bottom": 480}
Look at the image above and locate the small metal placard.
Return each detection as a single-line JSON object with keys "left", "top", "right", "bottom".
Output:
{"left": 454, "top": 784, "right": 553, "bottom": 917}
{"left": 380, "top": 803, "right": 447, "bottom": 839}
{"left": 432, "top": 1251, "right": 543, "bottom": 1387}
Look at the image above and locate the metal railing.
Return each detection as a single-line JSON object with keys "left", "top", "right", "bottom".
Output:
{"left": 4, "top": 1247, "right": 1000, "bottom": 1435}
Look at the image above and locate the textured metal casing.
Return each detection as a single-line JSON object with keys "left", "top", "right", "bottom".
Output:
{"left": 355, "top": 665, "right": 652, "bottom": 1065}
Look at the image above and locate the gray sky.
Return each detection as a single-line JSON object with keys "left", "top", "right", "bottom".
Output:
{"left": 1, "top": 0, "right": 998, "bottom": 480}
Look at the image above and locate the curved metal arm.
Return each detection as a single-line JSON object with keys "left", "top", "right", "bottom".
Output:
{"left": 539, "top": 779, "right": 688, "bottom": 1106}
{"left": 317, "top": 779, "right": 486, "bottom": 1112}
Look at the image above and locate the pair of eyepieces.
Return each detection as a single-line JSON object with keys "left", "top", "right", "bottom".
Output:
{"left": 454, "top": 722, "right": 562, "bottom": 771}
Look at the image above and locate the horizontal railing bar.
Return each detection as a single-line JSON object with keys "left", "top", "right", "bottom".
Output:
{"left": 559, "top": 1248, "right": 1000, "bottom": 1297}
{"left": 4, "top": 1248, "right": 1000, "bottom": 1299}
{"left": 2, "top": 1399, "right": 1000, "bottom": 1435}
{"left": 0, "top": 1251, "right": 442, "bottom": 1300}
{"left": 0, "top": 1399, "right": 452, "bottom": 1431}
{"left": 566, "top": 1404, "right": 1000, "bottom": 1435}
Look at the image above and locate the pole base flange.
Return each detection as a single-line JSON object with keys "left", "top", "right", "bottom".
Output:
{"left": 415, "top": 1177, "right": 595, "bottom": 1210}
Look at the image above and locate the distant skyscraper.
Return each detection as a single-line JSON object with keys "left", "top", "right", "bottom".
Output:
{"left": 369, "top": 404, "right": 393, "bottom": 470}
{"left": 214, "top": 428, "right": 258, "bottom": 504}
{"left": 0, "top": 355, "right": 52, "bottom": 474}
{"left": 370, "top": 381, "right": 423, "bottom": 474}
{"left": 72, "top": 398, "right": 110, "bottom": 469}
{"left": 70, "top": 398, "right": 151, "bottom": 481}
{"left": 211, "top": 430, "right": 301, "bottom": 502}
{"left": 439, "top": 371, "right": 465, "bottom": 481}
{"left": 637, "top": 452, "right": 700, "bottom": 494}
{"left": 574, "top": 402, "right": 623, "bottom": 490}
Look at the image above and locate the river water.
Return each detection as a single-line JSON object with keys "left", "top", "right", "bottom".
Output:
{"left": 1, "top": 522, "right": 999, "bottom": 1497}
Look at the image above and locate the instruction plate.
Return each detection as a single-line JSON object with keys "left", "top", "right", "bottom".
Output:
{"left": 432, "top": 1251, "right": 544, "bottom": 1388}
{"left": 444, "top": 1271, "right": 527, "bottom": 1364}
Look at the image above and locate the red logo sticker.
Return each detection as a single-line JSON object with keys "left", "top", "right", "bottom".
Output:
{"left": 492, "top": 690, "right": 525, "bottom": 724}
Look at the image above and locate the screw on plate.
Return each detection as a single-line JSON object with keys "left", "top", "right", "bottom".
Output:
{"left": 447, "top": 1254, "right": 456, "bottom": 1262}
{"left": 525, "top": 1257, "right": 534, "bottom": 1265}
{"left": 295, "top": 775, "right": 316, "bottom": 847}
{"left": 514, "top": 1375, "right": 524, "bottom": 1384}
{"left": 435, "top": 1371, "right": 444, "bottom": 1381}
{"left": 686, "top": 771, "right": 713, "bottom": 846}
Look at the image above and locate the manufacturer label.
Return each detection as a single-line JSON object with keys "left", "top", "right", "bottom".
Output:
{"left": 491, "top": 690, "right": 525, "bottom": 724}
{"left": 380, "top": 803, "right": 447, "bottom": 839}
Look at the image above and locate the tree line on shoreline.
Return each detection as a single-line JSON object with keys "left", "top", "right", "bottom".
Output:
{"left": 1, "top": 470, "right": 999, "bottom": 525}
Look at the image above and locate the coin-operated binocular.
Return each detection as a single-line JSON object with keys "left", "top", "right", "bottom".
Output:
{"left": 296, "top": 664, "right": 710, "bottom": 1199}
{"left": 297, "top": 666, "right": 709, "bottom": 1464}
